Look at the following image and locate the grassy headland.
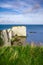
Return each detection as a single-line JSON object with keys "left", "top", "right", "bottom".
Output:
{"left": 0, "top": 45, "right": 43, "bottom": 65}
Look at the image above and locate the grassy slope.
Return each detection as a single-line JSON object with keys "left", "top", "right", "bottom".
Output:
{"left": 0, "top": 45, "right": 43, "bottom": 65}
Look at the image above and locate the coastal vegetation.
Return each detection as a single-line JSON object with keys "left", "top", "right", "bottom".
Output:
{"left": 11, "top": 34, "right": 26, "bottom": 46}
{"left": 0, "top": 31, "right": 4, "bottom": 46}
{"left": 0, "top": 36, "right": 4, "bottom": 46}
{"left": 0, "top": 45, "right": 43, "bottom": 65}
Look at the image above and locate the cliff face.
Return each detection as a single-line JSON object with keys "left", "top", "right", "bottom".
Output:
{"left": 10, "top": 26, "right": 26, "bottom": 46}
{"left": 11, "top": 26, "right": 26, "bottom": 36}
{"left": 12, "top": 36, "right": 26, "bottom": 46}
{"left": 1, "top": 26, "right": 26, "bottom": 46}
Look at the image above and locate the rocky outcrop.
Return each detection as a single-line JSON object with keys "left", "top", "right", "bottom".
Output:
{"left": 0, "top": 26, "right": 26, "bottom": 46}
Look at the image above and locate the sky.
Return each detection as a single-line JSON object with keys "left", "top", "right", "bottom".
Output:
{"left": 0, "top": 0, "right": 43, "bottom": 24}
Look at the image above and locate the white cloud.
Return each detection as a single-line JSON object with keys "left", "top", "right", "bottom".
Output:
{"left": 0, "top": 1, "right": 40, "bottom": 13}
{"left": 0, "top": 13, "right": 43, "bottom": 24}
{"left": 0, "top": 0, "right": 43, "bottom": 24}
{"left": 0, "top": 3, "right": 12, "bottom": 8}
{"left": 0, "top": 1, "right": 29, "bottom": 9}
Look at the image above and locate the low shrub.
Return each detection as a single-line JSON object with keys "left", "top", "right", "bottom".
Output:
{"left": 0, "top": 36, "right": 4, "bottom": 46}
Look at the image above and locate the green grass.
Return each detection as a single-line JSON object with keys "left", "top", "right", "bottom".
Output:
{"left": 0, "top": 45, "right": 43, "bottom": 65}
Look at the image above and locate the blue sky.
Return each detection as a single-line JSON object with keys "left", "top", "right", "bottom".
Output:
{"left": 0, "top": 0, "right": 43, "bottom": 24}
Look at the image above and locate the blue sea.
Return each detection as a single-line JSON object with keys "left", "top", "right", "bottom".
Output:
{"left": 0, "top": 25, "right": 43, "bottom": 44}
{"left": 26, "top": 25, "right": 43, "bottom": 44}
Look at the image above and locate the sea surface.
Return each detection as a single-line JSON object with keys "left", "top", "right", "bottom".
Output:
{"left": 0, "top": 25, "right": 43, "bottom": 44}
{"left": 26, "top": 25, "right": 43, "bottom": 44}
